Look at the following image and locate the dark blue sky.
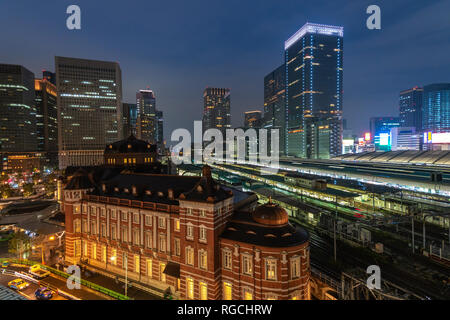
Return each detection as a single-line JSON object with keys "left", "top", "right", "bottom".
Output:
{"left": 1, "top": 0, "right": 449, "bottom": 142}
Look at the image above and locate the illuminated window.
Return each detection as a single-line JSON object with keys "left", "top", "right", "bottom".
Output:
{"left": 74, "top": 205, "right": 81, "bottom": 213}
{"left": 92, "top": 243, "right": 97, "bottom": 260}
{"left": 199, "top": 282, "right": 208, "bottom": 300}
{"left": 244, "top": 290, "right": 253, "bottom": 300}
{"left": 147, "top": 259, "right": 152, "bottom": 277}
{"left": 74, "top": 240, "right": 81, "bottom": 257}
{"left": 223, "top": 282, "right": 232, "bottom": 300}
{"left": 199, "top": 250, "right": 207, "bottom": 270}
{"left": 74, "top": 219, "right": 81, "bottom": 233}
{"left": 290, "top": 257, "right": 301, "bottom": 279}
{"left": 265, "top": 259, "right": 277, "bottom": 280}
{"left": 111, "top": 249, "right": 117, "bottom": 265}
{"left": 124, "top": 158, "right": 127, "bottom": 164}
{"left": 175, "top": 219, "right": 180, "bottom": 231}
{"left": 186, "top": 247, "right": 194, "bottom": 266}
{"left": 160, "top": 263, "right": 166, "bottom": 282}
{"left": 102, "top": 246, "right": 107, "bottom": 263}
{"left": 83, "top": 242, "right": 88, "bottom": 257}
{"left": 134, "top": 255, "right": 140, "bottom": 273}
{"left": 242, "top": 255, "right": 253, "bottom": 276}
{"left": 187, "top": 277, "right": 194, "bottom": 299}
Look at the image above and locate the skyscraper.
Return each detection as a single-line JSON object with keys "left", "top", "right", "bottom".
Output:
{"left": 399, "top": 86, "right": 423, "bottom": 131}
{"left": 369, "top": 117, "right": 400, "bottom": 150}
{"left": 264, "top": 64, "right": 286, "bottom": 155}
{"left": 202, "top": 88, "right": 230, "bottom": 136}
{"left": 284, "top": 23, "right": 344, "bottom": 159}
{"left": 135, "top": 89, "right": 164, "bottom": 150}
{"left": 422, "top": 83, "right": 450, "bottom": 133}
{"left": 122, "top": 102, "right": 137, "bottom": 137}
{"left": 55, "top": 56, "right": 123, "bottom": 168}
{"left": 244, "top": 110, "right": 262, "bottom": 128}
{"left": 42, "top": 70, "right": 56, "bottom": 85}
{"left": 35, "top": 77, "right": 58, "bottom": 165}
{"left": 0, "top": 64, "right": 37, "bottom": 152}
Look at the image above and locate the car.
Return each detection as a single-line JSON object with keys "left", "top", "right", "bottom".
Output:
{"left": 1, "top": 261, "right": 10, "bottom": 268}
{"left": 35, "top": 287, "right": 55, "bottom": 300}
{"left": 29, "top": 264, "right": 50, "bottom": 279}
{"left": 8, "top": 278, "right": 30, "bottom": 290}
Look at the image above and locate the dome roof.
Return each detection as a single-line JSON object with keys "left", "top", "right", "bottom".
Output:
{"left": 252, "top": 199, "right": 289, "bottom": 226}
{"left": 104, "top": 134, "right": 156, "bottom": 154}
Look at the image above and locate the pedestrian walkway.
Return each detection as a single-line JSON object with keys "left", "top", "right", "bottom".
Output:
{"left": 76, "top": 264, "right": 161, "bottom": 300}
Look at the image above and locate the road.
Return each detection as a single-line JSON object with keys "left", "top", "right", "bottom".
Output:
{"left": 1, "top": 265, "right": 107, "bottom": 300}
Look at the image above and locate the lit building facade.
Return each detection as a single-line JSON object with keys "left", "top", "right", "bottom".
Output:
{"left": 390, "top": 127, "right": 421, "bottom": 151}
{"left": 136, "top": 90, "right": 163, "bottom": 148}
{"left": 422, "top": 83, "right": 450, "bottom": 133}
{"left": 35, "top": 78, "right": 58, "bottom": 166}
{"left": 122, "top": 103, "right": 138, "bottom": 137}
{"left": 399, "top": 87, "right": 423, "bottom": 131}
{"left": 62, "top": 150, "right": 310, "bottom": 300}
{"left": 0, "top": 64, "right": 37, "bottom": 152}
{"left": 55, "top": 56, "right": 123, "bottom": 169}
{"left": 244, "top": 110, "right": 262, "bottom": 128}
{"left": 202, "top": 88, "right": 231, "bottom": 137}
{"left": 285, "top": 23, "right": 344, "bottom": 159}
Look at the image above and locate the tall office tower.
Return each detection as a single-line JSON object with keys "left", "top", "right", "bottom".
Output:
{"left": 35, "top": 78, "right": 58, "bottom": 166}
{"left": 285, "top": 23, "right": 344, "bottom": 159}
{"left": 122, "top": 102, "right": 138, "bottom": 137}
{"left": 202, "top": 88, "right": 231, "bottom": 136}
{"left": 264, "top": 64, "right": 286, "bottom": 155}
{"left": 244, "top": 110, "right": 262, "bottom": 128}
{"left": 55, "top": 57, "right": 123, "bottom": 168}
{"left": 422, "top": 83, "right": 450, "bottom": 133}
{"left": 136, "top": 89, "right": 157, "bottom": 142}
{"left": 0, "top": 64, "right": 37, "bottom": 152}
{"left": 399, "top": 86, "right": 423, "bottom": 131}
{"left": 42, "top": 70, "right": 56, "bottom": 85}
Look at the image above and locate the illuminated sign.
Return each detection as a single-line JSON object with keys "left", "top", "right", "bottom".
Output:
{"left": 342, "top": 139, "right": 354, "bottom": 147}
{"left": 379, "top": 133, "right": 390, "bottom": 146}
{"left": 364, "top": 132, "right": 371, "bottom": 141}
{"left": 431, "top": 132, "right": 450, "bottom": 144}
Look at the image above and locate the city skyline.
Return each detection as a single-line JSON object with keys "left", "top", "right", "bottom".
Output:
{"left": 1, "top": 0, "right": 449, "bottom": 141}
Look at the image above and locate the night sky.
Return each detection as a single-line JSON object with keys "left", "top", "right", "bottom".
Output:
{"left": 1, "top": 0, "right": 449, "bottom": 144}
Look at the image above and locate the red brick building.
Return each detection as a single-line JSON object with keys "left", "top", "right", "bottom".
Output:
{"left": 62, "top": 138, "right": 310, "bottom": 300}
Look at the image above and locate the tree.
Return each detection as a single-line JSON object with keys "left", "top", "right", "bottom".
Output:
{"left": 8, "top": 231, "right": 31, "bottom": 259}
{"left": 0, "top": 184, "right": 13, "bottom": 199}
{"left": 22, "top": 183, "right": 34, "bottom": 197}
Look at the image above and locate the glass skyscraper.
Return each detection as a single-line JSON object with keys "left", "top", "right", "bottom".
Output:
{"left": 55, "top": 56, "right": 123, "bottom": 168}
{"left": 422, "top": 83, "right": 450, "bottom": 133}
{"left": 35, "top": 77, "right": 58, "bottom": 165}
{"left": 284, "top": 23, "right": 344, "bottom": 159}
{"left": 264, "top": 64, "right": 286, "bottom": 155}
{"left": 136, "top": 89, "right": 163, "bottom": 147}
{"left": 122, "top": 102, "right": 137, "bottom": 137}
{"left": 399, "top": 86, "right": 423, "bottom": 131}
{"left": 202, "top": 87, "right": 231, "bottom": 136}
{"left": 0, "top": 64, "right": 37, "bottom": 152}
